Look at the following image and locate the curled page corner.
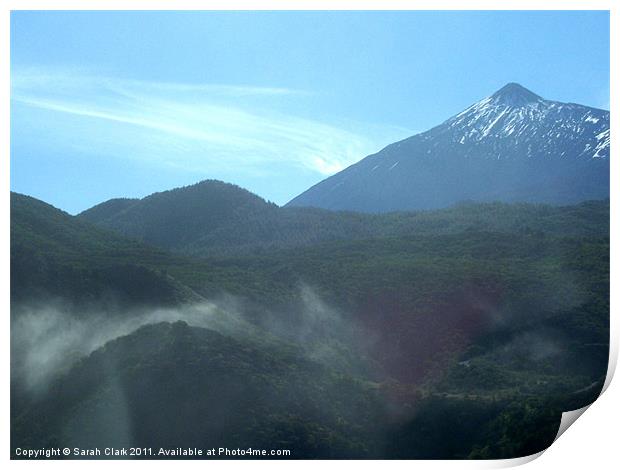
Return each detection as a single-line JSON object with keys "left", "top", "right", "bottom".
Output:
{"left": 491, "top": 403, "right": 596, "bottom": 470}
{"left": 550, "top": 332, "right": 618, "bottom": 445}
{"left": 554, "top": 405, "right": 591, "bottom": 442}
{"left": 601, "top": 343, "right": 618, "bottom": 396}
{"left": 495, "top": 450, "right": 546, "bottom": 468}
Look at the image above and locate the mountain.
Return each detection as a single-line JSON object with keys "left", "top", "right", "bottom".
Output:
{"left": 79, "top": 180, "right": 278, "bottom": 251}
{"left": 12, "top": 321, "right": 387, "bottom": 458}
{"left": 21, "top": 186, "right": 608, "bottom": 315}
{"left": 78, "top": 179, "right": 610, "bottom": 256}
{"left": 287, "top": 83, "right": 610, "bottom": 212}
{"left": 10, "top": 192, "right": 198, "bottom": 307}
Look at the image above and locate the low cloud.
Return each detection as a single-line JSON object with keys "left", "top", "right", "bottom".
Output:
{"left": 10, "top": 300, "right": 240, "bottom": 393}
{"left": 10, "top": 285, "right": 368, "bottom": 395}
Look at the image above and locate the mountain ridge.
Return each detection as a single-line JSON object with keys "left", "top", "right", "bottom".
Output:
{"left": 10, "top": 191, "right": 199, "bottom": 307}
{"left": 286, "top": 83, "right": 609, "bottom": 212}
{"left": 79, "top": 180, "right": 278, "bottom": 250}
{"left": 74, "top": 179, "right": 610, "bottom": 257}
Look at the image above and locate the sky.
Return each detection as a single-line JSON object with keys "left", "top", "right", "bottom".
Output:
{"left": 10, "top": 10, "right": 610, "bottom": 214}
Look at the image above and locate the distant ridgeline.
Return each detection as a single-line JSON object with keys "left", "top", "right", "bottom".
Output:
{"left": 77, "top": 179, "right": 609, "bottom": 257}
{"left": 10, "top": 83, "right": 609, "bottom": 459}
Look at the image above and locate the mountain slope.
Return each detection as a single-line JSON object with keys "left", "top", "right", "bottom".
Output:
{"left": 78, "top": 179, "right": 610, "bottom": 256}
{"left": 14, "top": 317, "right": 606, "bottom": 459}
{"left": 287, "top": 83, "right": 610, "bottom": 212}
{"left": 10, "top": 192, "right": 197, "bottom": 307}
{"left": 12, "top": 192, "right": 609, "bottom": 459}
{"left": 12, "top": 321, "right": 387, "bottom": 458}
{"left": 79, "top": 180, "right": 279, "bottom": 250}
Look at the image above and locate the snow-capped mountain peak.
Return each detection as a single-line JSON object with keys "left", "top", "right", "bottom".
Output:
{"left": 489, "top": 82, "right": 544, "bottom": 107}
{"left": 441, "top": 84, "right": 609, "bottom": 159}
{"left": 287, "top": 83, "right": 609, "bottom": 212}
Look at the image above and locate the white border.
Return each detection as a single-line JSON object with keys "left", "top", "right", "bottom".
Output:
{"left": 0, "top": 1, "right": 615, "bottom": 10}
{"left": 2, "top": 2, "right": 616, "bottom": 468}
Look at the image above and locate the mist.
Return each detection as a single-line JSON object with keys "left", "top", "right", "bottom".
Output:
{"left": 10, "top": 284, "right": 367, "bottom": 396}
{"left": 12, "top": 299, "right": 238, "bottom": 393}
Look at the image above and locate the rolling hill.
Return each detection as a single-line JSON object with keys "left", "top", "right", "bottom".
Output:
{"left": 10, "top": 192, "right": 199, "bottom": 307}
{"left": 12, "top": 321, "right": 387, "bottom": 459}
{"left": 77, "top": 179, "right": 609, "bottom": 256}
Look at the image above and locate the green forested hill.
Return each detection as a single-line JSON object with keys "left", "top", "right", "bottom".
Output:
{"left": 164, "top": 230, "right": 609, "bottom": 388}
{"left": 12, "top": 321, "right": 387, "bottom": 459}
{"left": 11, "top": 188, "right": 609, "bottom": 459}
{"left": 78, "top": 180, "right": 280, "bottom": 251}
{"left": 76, "top": 197, "right": 139, "bottom": 224}
{"left": 77, "top": 179, "right": 609, "bottom": 256}
{"left": 10, "top": 192, "right": 198, "bottom": 307}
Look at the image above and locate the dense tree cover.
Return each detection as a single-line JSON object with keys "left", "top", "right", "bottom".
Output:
{"left": 12, "top": 321, "right": 388, "bottom": 459}
{"left": 10, "top": 189, "right": 609, "bottom": 459}
{"left": 11, "top": 193, "right": 197, "bottom": 307}
{"left": 78, "top": 180, "right": 280, "bottom": 251}
{"left": 76, "top": 179, "right": 609, "bottom": 256}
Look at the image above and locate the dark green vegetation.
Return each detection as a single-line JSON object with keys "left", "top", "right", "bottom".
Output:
{"left": 14, "top": 321, "right": 387, "bottom": 458}
{"left": 11, "top": 193, "right": 197, "bottom": 307}
{"left": 11, "top": 184, "right": 609, "bottom": 459}
{"left": 78, "top": 180, "right": 609, "bottom": 256}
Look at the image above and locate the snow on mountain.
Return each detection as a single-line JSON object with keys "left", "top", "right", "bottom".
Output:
{"left": 287, "top": 83, "right": 609, "bottom": 213}
{"left": 439, "top": 83, "right": 609, "bottom": 159}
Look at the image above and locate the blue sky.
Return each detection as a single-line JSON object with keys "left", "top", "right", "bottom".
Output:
{"left": 11, "top": 10, "right": 610, "bottom": 214}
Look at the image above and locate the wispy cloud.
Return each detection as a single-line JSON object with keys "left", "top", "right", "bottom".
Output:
{"left": 11, "top": 67, "right": 409, "bottom": 178}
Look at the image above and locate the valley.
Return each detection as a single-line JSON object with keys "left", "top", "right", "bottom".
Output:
{"left": 10, "top": 186, "right": 609, "bottom": 459}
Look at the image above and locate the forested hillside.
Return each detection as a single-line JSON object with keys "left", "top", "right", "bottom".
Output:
{"left": 11, "top": 192, "right": 197, "bottom": 307}
{"left": 11, "top": 190, "right": 609, "bottom": 459}
{"left": 77, "top": 180, "right": 609, "bottom": 256}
